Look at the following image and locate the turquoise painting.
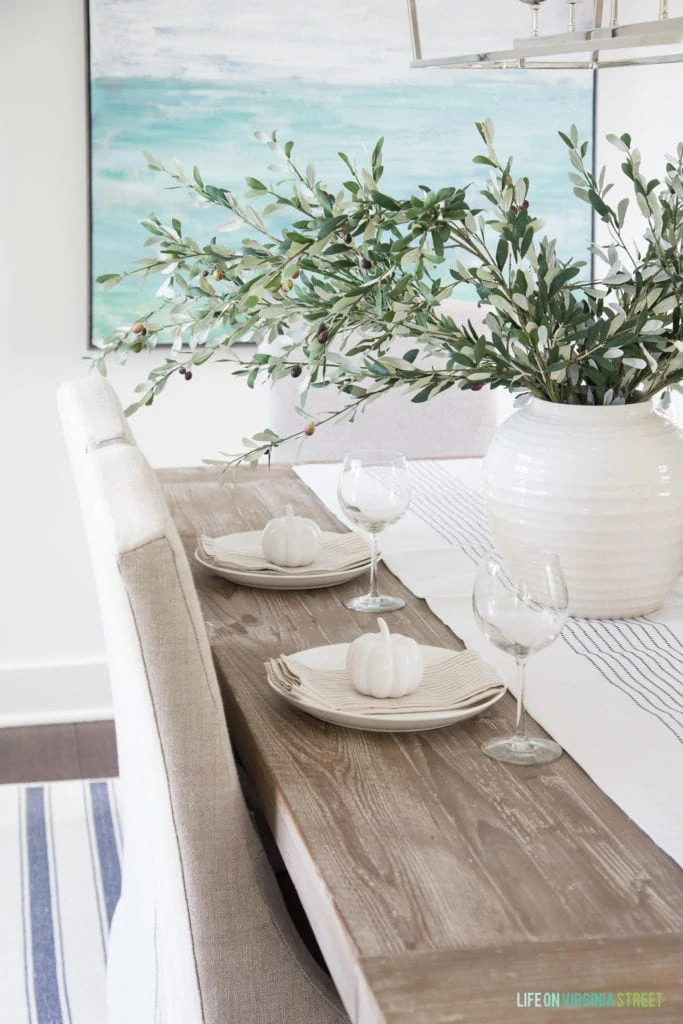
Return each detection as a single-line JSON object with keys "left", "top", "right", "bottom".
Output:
{"left": 88, "top": 0, "right": 594, "bottom": 344}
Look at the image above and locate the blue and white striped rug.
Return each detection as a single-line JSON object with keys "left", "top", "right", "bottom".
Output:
{"left": 0, "top": 778, "right": 121, "bottom": 1024}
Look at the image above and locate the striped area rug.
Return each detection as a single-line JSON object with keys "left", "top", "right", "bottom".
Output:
{"left": 0, "top": 778, "right": 121, "bottom": 1024}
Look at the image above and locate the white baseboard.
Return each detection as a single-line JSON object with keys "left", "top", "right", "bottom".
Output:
{"left": 0, "top": 657, "right": 113, "bottom": 728}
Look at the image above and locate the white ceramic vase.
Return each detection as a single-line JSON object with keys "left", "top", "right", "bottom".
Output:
{"left": 482, "top": 398, "right": 683, "bottom": 618}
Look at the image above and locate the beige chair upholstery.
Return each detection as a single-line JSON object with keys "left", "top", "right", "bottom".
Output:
{"left": 58, "top": 373, "right": 136, "bottom": 452}
{"left": 266, "top": 300, "right": 498, "bottom": 461}
{"left": 58, "top": 378, "right": 346, "bottom": 1024}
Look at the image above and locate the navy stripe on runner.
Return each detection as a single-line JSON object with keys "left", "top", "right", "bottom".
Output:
{"left": 25, "top": 786, "right": 62, "bottom": 1024}
{"left": 89, "top": 781, "right": 121, "bottom": 931}
{"left": 412, "top": 488, "right": 489, "bottom": 559}
{"left": 418, "top": 462, "right": 492, "bottom": 531}
{"left": 563, "top": 622, "right": 683, "bottom": 744}
{"left": 618, "top": 618, "right": 683, "bottom": 677}
{"left": 374, "top": 462, "right": 490, "bottom": 562}
{"left": 588, "top": 620, "right": 683, "bottom": 717}
{"left": 405, "top": 463, "right": 492, "bottom": 557}
{"left": 637, "top": 613, "right": 683, "bottom": 655}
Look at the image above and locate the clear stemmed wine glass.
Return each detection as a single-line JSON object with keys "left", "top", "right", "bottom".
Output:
{"left": 473, "top": 548, "right": 569, "bottom": 765}
{"left": 337, "top": 449, "right": 411, "bottom": 612}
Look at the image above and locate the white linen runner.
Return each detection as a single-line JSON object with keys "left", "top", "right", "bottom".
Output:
{"left": 295, "top": 458, "right": 683, "bottom": 868}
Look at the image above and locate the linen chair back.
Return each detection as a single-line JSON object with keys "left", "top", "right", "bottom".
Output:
{"left": 57, "top": 373, "right": 136, "bottom": 452}
{"left": 266, "top": 300, "right": 498, "bottom": 462}
{"left": 58, "top": 379, "right": 344, "bottom": 1024}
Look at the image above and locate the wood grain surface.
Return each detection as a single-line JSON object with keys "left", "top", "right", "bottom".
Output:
{"left": 161, "top": 466, "right": 683, "bottom": 1024}
{"left": 362, "top": 938, "right": 683, "bottom": 1023}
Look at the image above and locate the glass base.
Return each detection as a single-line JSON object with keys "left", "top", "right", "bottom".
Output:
{"left": 344, "top": 593, "right": 406, "bottom": 613}
{"left": 481, "top": 735, "right": 563, "bottom": 766}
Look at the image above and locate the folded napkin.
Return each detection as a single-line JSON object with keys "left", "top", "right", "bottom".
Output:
{"left": 266, "top": 648, "right": 504, "bottom": 716}
{"left": 197, "top": 530, "right": 370, "bottom": 576}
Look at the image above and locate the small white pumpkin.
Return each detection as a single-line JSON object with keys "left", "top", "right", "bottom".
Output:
{"left": 261, "top": 504, "right": 321, "bottom": 567}
{"left": 346, "top": 618, "right": 423, "bottom": 699}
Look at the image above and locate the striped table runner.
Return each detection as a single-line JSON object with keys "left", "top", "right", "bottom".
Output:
{"left": 295, "top": 458, "right": 683, "bottom": 869}
{"left": 0, "top": 778, "right": 121, "bottom": 1024}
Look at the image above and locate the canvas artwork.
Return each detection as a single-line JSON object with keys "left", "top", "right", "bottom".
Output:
{"left": 88, "top": 0, "right": 594, "bottom": 344}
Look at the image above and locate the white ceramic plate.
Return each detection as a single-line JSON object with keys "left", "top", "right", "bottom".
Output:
{"left": 267, "top": 643, "right": 506, "bottom": 732}
{"left": 194, "top": 548, "right": 371, "bottom": 590}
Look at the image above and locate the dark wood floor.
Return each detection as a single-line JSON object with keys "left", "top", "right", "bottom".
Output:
{"left": 0, "top": 721, "right": 118, "bottom": 784}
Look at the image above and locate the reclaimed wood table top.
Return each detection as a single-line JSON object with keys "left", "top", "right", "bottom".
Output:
{"left": 160, "top": 465, "right": 683, "bottom": 1024}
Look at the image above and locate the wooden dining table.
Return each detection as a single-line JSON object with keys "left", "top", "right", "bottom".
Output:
{"left": 161, "top": 464, "right": 683, "bottom": 1024}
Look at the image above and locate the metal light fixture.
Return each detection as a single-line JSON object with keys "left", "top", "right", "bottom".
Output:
{"left": 407, "top": 0, "right": 683, "bottom": 69}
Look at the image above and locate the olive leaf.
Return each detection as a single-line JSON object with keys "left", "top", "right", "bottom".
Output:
{"left": 94, "top": 123, "right": 683, "bottom": 467}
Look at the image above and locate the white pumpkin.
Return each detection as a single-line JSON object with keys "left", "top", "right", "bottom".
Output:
{"left": 261, "top": 504, "right": 321, "bottom": 567}
{"left": 346, "top": 618, "right": 423, "bottom": 699}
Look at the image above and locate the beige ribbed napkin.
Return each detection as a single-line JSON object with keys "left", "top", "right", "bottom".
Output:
{"left": 265, "top": 649, "right": 504, "bottom": 716}
{"left": 197, "top": 530, "right": 370, "bottom": 575}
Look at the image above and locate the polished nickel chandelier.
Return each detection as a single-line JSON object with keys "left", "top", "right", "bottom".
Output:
{"left": 407, "top": 0, "right": 683, "bottom": 69}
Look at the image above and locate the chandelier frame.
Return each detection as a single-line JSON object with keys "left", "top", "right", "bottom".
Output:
{"left": 407, "top": 0, "right": 683, "bottom": 70}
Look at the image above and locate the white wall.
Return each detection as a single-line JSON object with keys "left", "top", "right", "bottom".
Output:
{"left": 1, "top": 1, "right": 681, "bottom": 725}
{"left": 595, "top": 66, "right": 683, "bottom": 194}
{"left": 0, "top": 0, "right": 266, "bottom": 725}
{"left": 595, "top": 66, "right": 683, "bottom": 251}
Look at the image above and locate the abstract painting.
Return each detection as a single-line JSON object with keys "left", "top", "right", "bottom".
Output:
{"left": 88, "top": 0, "right": 594, "bottom": 343}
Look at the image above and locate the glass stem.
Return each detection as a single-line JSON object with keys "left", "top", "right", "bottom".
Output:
{"left": 368, "top": 531, "right": 380, "bottom": 599}
{"left": 514, "top": 656, "right": 528, "bottom": 741}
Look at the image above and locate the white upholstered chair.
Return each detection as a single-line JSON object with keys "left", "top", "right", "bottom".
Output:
{"left": 266, "top": 300, "right": 498, "bottom": 462}
{"left": 58, "top": 373, "right": 136, "bottom": 451}
{"left": 58, "top": 378, "right": 346, "bottom": 1024}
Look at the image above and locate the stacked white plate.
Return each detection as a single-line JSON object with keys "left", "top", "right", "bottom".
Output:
{"left": 266, "top": 643, "right": 506, "bottom": 732}
{"left": 195, "top": 529, "right": 371, "bottom": 590}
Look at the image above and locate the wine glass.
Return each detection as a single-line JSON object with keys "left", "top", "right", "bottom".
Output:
{"left": 337, "top": 449, "right": 411, "bottom": 612}
{"left": 473, "top": 548, "right": 569, "bottom": 765}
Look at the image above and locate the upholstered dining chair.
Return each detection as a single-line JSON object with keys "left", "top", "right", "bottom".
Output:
{"left": 58, "top": 379, "right": 346, "bottom": 1024}
{"left": 58, "top": 373, "right": 136, "bottom": 451}
{"left": 265, "top": 299, "right": 498, "bottom": 462}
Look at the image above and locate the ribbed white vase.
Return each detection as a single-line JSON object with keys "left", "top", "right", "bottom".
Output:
{"left": 483, "top": 398, "right": 683, "bottom": 618}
